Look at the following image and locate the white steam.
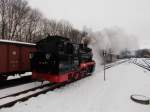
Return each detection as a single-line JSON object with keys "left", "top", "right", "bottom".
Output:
{"left": 88, "top": 27, "right": 139, "bottom": 70}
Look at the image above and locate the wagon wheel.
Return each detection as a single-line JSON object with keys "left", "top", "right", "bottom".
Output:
{"left": 130, "top": 94, "right": 150, "bottom": 105}
{"left": 75, "top": 73, "right": 79, "bottom": 80}
{"left": 0, "top": 76, "right": 7, "bottom": 80}
{"left": 85, "top": 68, "right": 88, "bottom": 76}
{"left": 71, "top": 72, "right": 79, "bottom": 81}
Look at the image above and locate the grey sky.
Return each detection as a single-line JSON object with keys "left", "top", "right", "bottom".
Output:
{"left": 27, "top": 0, "right": 150, "bottom": 48}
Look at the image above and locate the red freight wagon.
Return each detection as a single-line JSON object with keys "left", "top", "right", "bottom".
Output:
{"left": 0, "top": 39, "right": 36, "bottom": 80}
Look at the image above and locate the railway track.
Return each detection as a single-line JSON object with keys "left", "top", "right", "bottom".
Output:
{"left": 105, "top": 59, "right": 129, "bottom": 69}
{"left": 0, "top": 75, "right": 34, "bottom": 89}
{"left": 142, "top": 59, "right": 150, "bottom": 68}
{"left": 0, "top": 75, "right": 90, "bottom": 109}
{"left": 132, "top": 58, "right": 150, "bottom": 71}
{"left": 0, "top": 83, "right": 59, "bottom": 109}
{"left": 0, "top": 83, "right": 51, "bottom": 100}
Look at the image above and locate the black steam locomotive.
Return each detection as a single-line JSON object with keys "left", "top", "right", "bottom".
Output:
{"left": 30, "top": 35, "right": 95, "bottom": 83}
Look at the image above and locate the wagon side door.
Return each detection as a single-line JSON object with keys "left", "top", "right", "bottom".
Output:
{"left": 8, "top": 44, "right": 20, "bottom": 72}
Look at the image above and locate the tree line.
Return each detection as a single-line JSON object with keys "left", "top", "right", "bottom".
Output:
{"left": 0, "top": 0, "right": 89, "bottom": 43}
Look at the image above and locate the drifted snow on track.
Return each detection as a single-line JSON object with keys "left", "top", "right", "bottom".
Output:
{"left": 1, "top": 61, "right": 150, "bottom": 112}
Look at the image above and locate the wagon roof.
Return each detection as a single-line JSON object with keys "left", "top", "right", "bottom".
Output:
{"left": 0, "top": 39, "right": 36, "bottom": 46}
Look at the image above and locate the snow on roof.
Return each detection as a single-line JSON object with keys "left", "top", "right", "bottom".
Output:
{"left": 0, "top": 39, "right": 36, "bottom": 46}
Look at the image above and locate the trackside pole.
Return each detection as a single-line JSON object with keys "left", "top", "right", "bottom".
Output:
{"left": 104, "top": 58, "right": 106, "bottom": 81}
{"left": 103, "top": 50, "right": 106, "bottom": 81}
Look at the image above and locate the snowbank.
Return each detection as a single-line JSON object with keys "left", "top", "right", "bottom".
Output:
{"left": 1, "top": 61, "right": 150, "bottom": 112}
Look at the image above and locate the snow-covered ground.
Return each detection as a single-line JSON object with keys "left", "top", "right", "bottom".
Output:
{"left": 1, "top": 61, "right": 150, "bottom": 112}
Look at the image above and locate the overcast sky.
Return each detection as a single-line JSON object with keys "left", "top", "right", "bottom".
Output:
{"left": 27, "top": 0, "right": 150, "bottom": 48}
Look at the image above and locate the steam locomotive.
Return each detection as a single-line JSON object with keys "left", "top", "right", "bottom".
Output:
{"left": 30, "top": 35, "right": 95, "bottom": 83}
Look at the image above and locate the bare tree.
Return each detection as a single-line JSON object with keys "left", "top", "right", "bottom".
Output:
{"left": 57, "top": 20, "right": 73, "bottom": 37}
{"left": 0, "top": 0, "right": 9, "bottom": 39}
{"left": 0, "top": 0, "right": 86, "bottom": 44}
{"left": 9, "top": 0, "right": 30, "bottom": 39}
{"left": 23, "top": 9, "right": 42, "bottom": 42}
